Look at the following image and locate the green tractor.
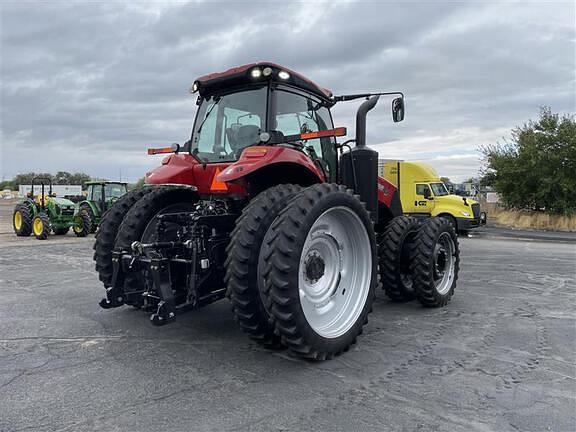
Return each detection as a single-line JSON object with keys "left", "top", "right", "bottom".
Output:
{"left": 12, "top": 177, "right": 91, "bottom": 240}
{"left": 78, "top": 181, "right": 128, "bottom": 232}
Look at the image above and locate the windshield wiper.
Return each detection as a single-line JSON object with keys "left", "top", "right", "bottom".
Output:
{"left": 196, "top": 96, "right": 221, "bottom": 134}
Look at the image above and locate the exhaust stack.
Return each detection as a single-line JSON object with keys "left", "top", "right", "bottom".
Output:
{"left": 340, "top": 96, "right": 380, "bottom": 222}
{"left": 355, "top": 96, "right": 380, "bottom": 148}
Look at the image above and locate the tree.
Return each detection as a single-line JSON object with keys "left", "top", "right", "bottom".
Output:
{"left": 54, "top": 171, "right": 73, "bottom": 185}
{"left": 0, "top": 180, "right": 11, "bottom": 190}
{"left": 440, "top": 176, "right": 451, "bottom": 184}
{"left": 12, "top": 172, "right": 54, "bottom": 187}
{"left": 7, "top": 171, "right": 94, "bottom": 187}
{"left": 69, "top": 172, "right": 91, "bottom": 185}
{"left": 481, "top": 107, "right": 576, "bottom": 215}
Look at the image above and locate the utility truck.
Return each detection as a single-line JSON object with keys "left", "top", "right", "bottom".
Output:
{"left": 94, "top": 62, "right": 461, "bottom": 360}
{"left": 380, "top": 160, "right": 486, "bottom": 232}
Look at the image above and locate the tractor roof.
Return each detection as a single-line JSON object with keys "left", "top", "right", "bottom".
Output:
{"left": 85, "top": 181, "right": 127, "bottom": 185}
{"left": 194, "top": 62, "right": 333, "bottom": 101}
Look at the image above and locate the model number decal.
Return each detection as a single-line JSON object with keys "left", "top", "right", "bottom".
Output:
{"left": 414, "top": 200, "right": 427, "bottom": 206}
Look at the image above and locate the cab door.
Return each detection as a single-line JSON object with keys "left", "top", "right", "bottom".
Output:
{"left": 415, "top": 184, "right": 435, "bottom": 214}
{"left": 92, "top": 185, "right": 103, "bottom": 213}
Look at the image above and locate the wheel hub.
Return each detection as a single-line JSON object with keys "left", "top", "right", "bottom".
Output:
{"left": 434, "top": 245, "right": 447, "bottom": 279}
{"left": 304, "top": 252, "right": 326, "bottom": 283}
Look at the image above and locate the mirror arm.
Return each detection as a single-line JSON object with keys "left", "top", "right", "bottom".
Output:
{"left": 333, "top": 91, "right": 404, "bottom": 103}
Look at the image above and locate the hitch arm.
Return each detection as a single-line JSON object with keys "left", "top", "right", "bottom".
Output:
{"left": 149, "top": 257, "right": 177, "bottom": 326}
{"left": 99, "top": 251, "right": 126, "bottom": 309}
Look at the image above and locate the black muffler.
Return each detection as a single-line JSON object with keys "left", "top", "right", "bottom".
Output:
{"left": 340, "top": 95, "right": 380, "bottom": 222}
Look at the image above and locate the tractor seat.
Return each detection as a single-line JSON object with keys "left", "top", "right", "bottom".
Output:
{"left": 36, "top": 194, "right": 50, "bottom": 206}
{"left": 235, "top": 125, "right": 260, "bottom": 149}
{"left": 225, "top": 123, "right": 242, "bottom": 149}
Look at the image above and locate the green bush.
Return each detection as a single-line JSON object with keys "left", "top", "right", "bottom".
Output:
{"left": 481, "top": 108, "right": 576, "bottom": 215}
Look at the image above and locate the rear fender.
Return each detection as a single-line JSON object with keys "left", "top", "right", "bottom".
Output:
{"left": 217, "top": 146, "right": 325, "bottom": 189}
{"left": 22, "top": 199, "right": 39, "bottom": 216}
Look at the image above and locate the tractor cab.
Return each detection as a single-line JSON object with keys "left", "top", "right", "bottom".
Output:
{"left": 85, "top": 181, "right": 128, "bottom": 213}
{"left": 187, "top": 64, "right": 338, "bottom": 182}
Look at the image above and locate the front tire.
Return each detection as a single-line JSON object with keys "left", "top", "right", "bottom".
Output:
{"left": 261, "top": 184, "right": 377, "bottom": 360}
{"left": 73, "top": 211, "right": 91, "bottom": 237}
{"left": 412, "top": 217, "right": 460, "bottom": 307}
{"left": 225, "top": 184, "right": 302, "bottom": 347}
{"left": 80, "top": 203, "right": 97, "bottom": 233}
{"left": 378, "top": 215, "right": 420, "bottom": 301}
{"left": 32, "top": 212, "right": 51, "bottom": 240}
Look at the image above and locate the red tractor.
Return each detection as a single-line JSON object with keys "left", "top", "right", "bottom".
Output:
{"left": 95, "top": 62, "right": 459, "bottom": 360}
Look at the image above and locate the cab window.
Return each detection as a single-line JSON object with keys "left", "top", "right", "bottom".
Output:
{"left": 416, "top": 184, "right": 431, "bottom": 197}
{"left": 191, "top": 86, "right": 267, "bottom": 162}
{"left": 105, "top": 184, "right": 126, "bottom": 198}
{"left": 92, "top": 185, "right": 102, "bottom": 201}
{"left": 430, "top": 183, "right": 449, "bottom": 196}
{"left": 274, "top": 89, "right": 336, "bottom": 181}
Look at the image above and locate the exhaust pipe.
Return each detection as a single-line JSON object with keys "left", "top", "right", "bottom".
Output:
{"left": 355, "top": 96, "right": 380, "bottom": 148}
{"left": 340, "top": 96, "right": 380, "bottom": 222}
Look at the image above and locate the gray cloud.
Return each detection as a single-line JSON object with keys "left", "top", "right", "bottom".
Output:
{"left": 1, "top": 0, "right": 574, "bottom": 182}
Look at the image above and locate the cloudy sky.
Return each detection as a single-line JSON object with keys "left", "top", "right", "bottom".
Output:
{"left": 1, "top": 0, "right": 574, "bottom": 183}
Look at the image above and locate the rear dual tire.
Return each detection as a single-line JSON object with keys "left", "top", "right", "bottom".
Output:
{"left": 259, "top": 184, "right": 377, "bottom": 360}
{"left": 411, "top": 217, "right": 459, "bottom": 307}
{"left": 226, "top": 184, "right": 302, "bottom": 348}
{"left": 379, "top": 216, "right": 460, "bottom": 307}
{"left": 378, "top": 215, "right": 420, "bottom": 301}
{"left": 93, "top": 187, "right": 155, "bottom": 287}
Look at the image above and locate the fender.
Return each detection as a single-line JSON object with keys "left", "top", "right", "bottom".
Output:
{"left": 25, "top": 198, "right": 39, "bottom": 217}
{"left": 217, "top": 146, "right": 325, "bottom": 184}
{"left": 377, "top": 176, "right": 402, "bottom": 216}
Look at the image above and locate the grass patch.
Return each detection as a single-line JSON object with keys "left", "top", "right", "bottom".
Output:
{"left": 483, "top": 202, "right": 576, "bottom": 232}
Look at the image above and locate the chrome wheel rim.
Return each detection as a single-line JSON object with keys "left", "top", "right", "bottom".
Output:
{"left": 298, "top": 206, "right": 371, "bottom": 339}
{"left": 433, "top": 232, "right": 456, "bottom": 295}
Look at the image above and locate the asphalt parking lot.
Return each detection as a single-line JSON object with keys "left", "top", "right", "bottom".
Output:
{"left": 1, "top": 201, "right": 575, "bottom": 432}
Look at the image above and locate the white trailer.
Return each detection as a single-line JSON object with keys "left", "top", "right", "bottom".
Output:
{"left": 19, "top": 184, "right": 83, "bottom": 197}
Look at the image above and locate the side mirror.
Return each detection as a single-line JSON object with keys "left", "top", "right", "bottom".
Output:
{"left": 423, "top": 188, "right": 431, "bottom": 199}
{"left": 392, "top": 97, "right": 405, "bottom": 123}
